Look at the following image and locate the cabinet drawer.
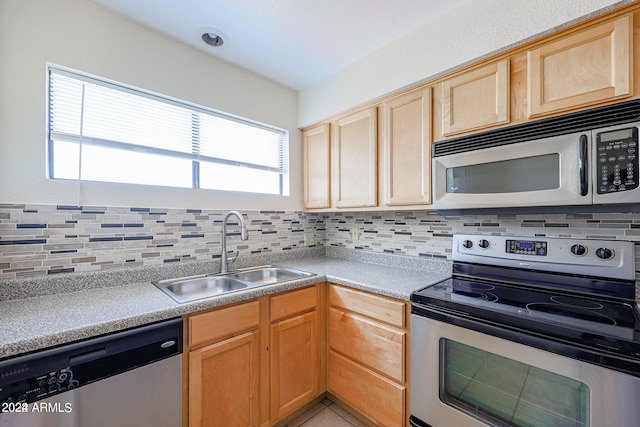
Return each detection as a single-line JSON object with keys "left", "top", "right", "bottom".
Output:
{"left": 328, "top": 307, "right": 405, "bottom": 383}
{"left": 328, "top": 284, "right": 405, "bottom": 328}
{"left": 270, "top": 286, "right": 318, "bottom": 322}
{"left": 189, "top": 300, "right": 260, "bottom": 347}
{"left": 329, "top": 350, "right": 405, "bottom": 427}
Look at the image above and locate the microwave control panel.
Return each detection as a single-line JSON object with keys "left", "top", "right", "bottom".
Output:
{"left": 596, "top": 126, "right": 639, "bottom": 194}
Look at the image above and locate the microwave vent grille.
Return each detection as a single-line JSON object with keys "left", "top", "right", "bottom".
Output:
{"left": 433, "top": 99, "right": 640, "bottom": 157}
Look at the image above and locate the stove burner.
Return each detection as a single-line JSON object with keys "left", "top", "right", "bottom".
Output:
{"left": 453, "top": 283, "right": 498, "bottom": 302}
{"left": 466, "top": 283, "right": 496, "bottom": 291}
{"left": 526, "top": 303, "right": 617, "bottom": 326}
{"left": 550, "top": 295, "right": 604, "bottom": 310}
{"left": 455, "top": 290, "right": 499, "bottom": 301}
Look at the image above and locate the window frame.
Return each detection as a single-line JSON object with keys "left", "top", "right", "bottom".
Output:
{"left": 46, "top": 64, "right": 289, "bottom": 195}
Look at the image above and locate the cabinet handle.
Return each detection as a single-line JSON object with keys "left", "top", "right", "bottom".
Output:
{"left": 579, "top": 134, "right": 588, "bottom": 196}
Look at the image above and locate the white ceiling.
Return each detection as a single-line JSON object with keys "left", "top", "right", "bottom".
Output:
{"left": 92, "top": 0, "right": 467, "bottom": 90}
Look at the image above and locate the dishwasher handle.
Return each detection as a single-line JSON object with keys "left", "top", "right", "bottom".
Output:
{"left": 69, "top": 348, "right": 107, "bottom": 365}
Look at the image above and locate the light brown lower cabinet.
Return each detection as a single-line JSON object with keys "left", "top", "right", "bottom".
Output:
{"left": 189, "top": 330, "right": 260, "bottom": 427}
{"left": 185, "top": 285, "right": 324, "bottom": 427}
{"left": 269, "top": 285, "right": 321, "bottom": 420}
{"left": 328, "top": 307, "right": 405, "bottom": 383}
{"left": 187, "top": 300, "right": 262, "bottom": 427}
{"left": 270, "top": 308, "right": 319, "bottom": 419}
{"left": 327, "top": 284, "right": 409, "bottom": 426}
{"left": 185, "top": 282, "right": 409, "bottom": 426}
{"left": 329, "top": 350, "right": 405, "bottom": 426}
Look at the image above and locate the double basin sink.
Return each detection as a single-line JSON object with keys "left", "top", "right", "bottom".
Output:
{"left": 153, "top": 265, "right": 315, "bottom": 303}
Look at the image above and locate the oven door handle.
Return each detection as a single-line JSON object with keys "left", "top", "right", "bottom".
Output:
{"left": 579, "top": 134, "right": 589, "bottom": 196}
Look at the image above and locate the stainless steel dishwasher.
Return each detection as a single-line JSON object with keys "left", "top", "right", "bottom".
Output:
{"left": 0, "top": 318, "right": 182, "bottom": 427}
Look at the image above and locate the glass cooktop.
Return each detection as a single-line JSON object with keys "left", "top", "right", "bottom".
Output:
{"left": 412, "top": 276, "right": 640, "bottom": 363}
{"left": 415, "top": 277, "right": 638, "bottom": 335}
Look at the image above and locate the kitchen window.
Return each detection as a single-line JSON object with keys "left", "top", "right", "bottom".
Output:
{"left": 47, "top": 65, "right": 288, "bottom": 195}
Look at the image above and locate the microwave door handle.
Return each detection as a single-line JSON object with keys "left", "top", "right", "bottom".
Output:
{"left": 579, "top": 134, "right": 589, "bottom": 196}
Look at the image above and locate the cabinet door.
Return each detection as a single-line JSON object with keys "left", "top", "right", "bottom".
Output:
{"left": 302, "top": 124, "right": 331, "bottom": 209}
{"left": 189, "top": 331, "right": 260, "bottom": 427}
{"left": 528, "top": 15, "right": 632, "bottom": 117}
{"left": 331, "top": 107, "right": 377, "bottom": 208}
{"left": 381, "top": 88, "right": 432, "bottom": 206}
{"left": 442, "top": 59, "right": 510, "bottom": 136}
{"left": 270, "top": 310, "right": 319, "bottom": 420}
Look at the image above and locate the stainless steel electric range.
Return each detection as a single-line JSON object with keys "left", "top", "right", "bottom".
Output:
{"left": 410, "top": 234, "right": 640, "bottom": 427}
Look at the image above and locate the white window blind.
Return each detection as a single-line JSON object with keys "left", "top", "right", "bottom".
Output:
{"left": 47, "top": 66, "right": 287, "bottom": 194}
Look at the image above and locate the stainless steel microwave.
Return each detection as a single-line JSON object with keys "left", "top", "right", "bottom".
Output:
{"left": 432, "top": 100, "right": 640, "bottom": 211}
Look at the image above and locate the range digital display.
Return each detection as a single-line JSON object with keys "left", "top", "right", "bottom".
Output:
{"left": 506, "top": 240, "right": 547, "bottom": 256}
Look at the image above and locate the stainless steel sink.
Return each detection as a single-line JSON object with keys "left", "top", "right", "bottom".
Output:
{"left": 153, "top": 265, "right": 315, "bottom": 303}
{"left": 154, "top": 276, "right": 249, "bottom": 303}
{"left": 227, "top": 266, "right": 314, "bottom": 285}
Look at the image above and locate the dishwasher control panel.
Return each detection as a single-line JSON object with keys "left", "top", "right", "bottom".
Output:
{"left": 1, "top": 367, "right": 79, "bottom": 408}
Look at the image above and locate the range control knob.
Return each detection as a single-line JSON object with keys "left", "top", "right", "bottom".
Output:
{"left": 570, "top": 244, "right": 587, "bottom": 256}
{"left": 478, "top": 239, "right": 490, "bottom": 249}
{"left": 462, "top": 240, "right": 473, "bottom": 249}
{"left": 595, "top": 248, "right": 614, "bottom": 260}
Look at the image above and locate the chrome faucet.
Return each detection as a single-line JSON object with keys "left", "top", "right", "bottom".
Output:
{"left": 220, "top": 210, "right": 248, "bottom": 274}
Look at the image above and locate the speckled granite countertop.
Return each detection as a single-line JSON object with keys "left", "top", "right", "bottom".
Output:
{"left": 0, "top": 250, "right": 451, "bottom": 360}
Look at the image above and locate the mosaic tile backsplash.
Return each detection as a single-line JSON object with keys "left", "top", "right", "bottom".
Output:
{"left": 326, "top": 210, "right": 640, "bottom": 296}
{"left": 1, "top": 204, "right": 640, "bottom": 284}
{"left": 326, "top": 210, "right": 640, "bottom": 259}
{"left": 0, "top": 204, "right": 326, "bottom": 280}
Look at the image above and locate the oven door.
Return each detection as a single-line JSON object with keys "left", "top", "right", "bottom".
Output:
{"left": 410, "top": 314, "right": 640, "bottom": 427}
{"left": 432, "top": 131, "right": 590, "bottom": 210}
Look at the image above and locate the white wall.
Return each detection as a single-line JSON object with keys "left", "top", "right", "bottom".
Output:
{"left": 298, "top": 0, "right": 633, "bottom": 127}
{"left": 0, "top": 0, "right": 302, "bottom": 211}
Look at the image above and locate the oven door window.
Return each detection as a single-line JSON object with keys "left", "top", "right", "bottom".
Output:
{"left": 445, "top": 153, "right": 559, "bottom": 194}
{"left": 441, "top": 339, "right": 589, "bottom": 426}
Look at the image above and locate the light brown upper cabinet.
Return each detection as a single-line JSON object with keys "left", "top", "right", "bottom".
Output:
{"left": 302, "top": 124, "right": 331, "bottom": 209}
{"left": 380, "top": 87, "right": 432, "bottom": 206}
{"left": 331, "top": 107, "right": 378, "bottom": 208}
{"left": 441, "top": 59, "right": 510, "bottom": 136}
{"left": 528, "top": 15, "right": 633, "bottom": 118}
{"left": 302, "top": 5, "right": 640, "bottom": 213}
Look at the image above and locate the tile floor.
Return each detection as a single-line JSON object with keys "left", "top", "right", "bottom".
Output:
{"left": 284, "top": 398, "right": 368, "bottom": 427}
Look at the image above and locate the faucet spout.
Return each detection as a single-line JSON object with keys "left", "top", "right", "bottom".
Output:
{"left": 220, "top": 210, "right": 248, "bottom": 274}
